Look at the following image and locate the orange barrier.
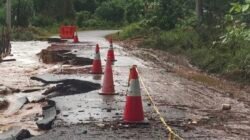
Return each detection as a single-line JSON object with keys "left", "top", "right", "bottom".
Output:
{"left": 59, "top": 26, "right": 76, "bottom": 39}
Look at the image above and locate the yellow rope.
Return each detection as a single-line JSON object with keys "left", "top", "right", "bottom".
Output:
{"left": 137, "top": 70, "right": 184, "bottom": 140}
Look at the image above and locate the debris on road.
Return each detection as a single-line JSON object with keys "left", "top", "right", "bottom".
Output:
{"left": 21, "top": 87, "right": 44, "bottom": 93}
{"left": 0, "top": 58, "right": 16, "bottom": 62}
{"left": 0, "top": 97, "right": 8, "bottom": 109}
{"left": 1, "top": 30, "right": 250, "bottom": 139}
{"left": 36, "top": 100, "right": 57, "bottom": 130}
{"left": 222, "top": 104, "right": 231, "bottom": 111}
{"left": 5, "top": 96, "right": 28, "bottom": 115}
{"left": 31, "top": 76, "right": 101, "bottom": 98}
{"left": 47, "top": 38, "right": 67, "bottom": 43}
{"left": 0, "top": 85, "right": 16, "bottom": 95}
{"left": 39, "top": 45, "right": 92, "bottom": 65}
{"left": 27, "top": 95, "right": 46, "bottom": 103}
{"left": 0, "top": 127, "right": 31, "bottom": 140}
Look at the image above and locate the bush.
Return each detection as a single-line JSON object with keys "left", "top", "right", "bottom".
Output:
{"left": 32, "top": 15, "right": 55, "bottom": 27}
{"left": 76, "top": 11, "right": 91, "bottom": 27}
{"left": 95, "top": 0, "right": 124, "bottom": 22}
{"left": 125, "top": 0, "right": 144, "bottom": 23}
{"left": 143, "top": 28, "right": 200, "bottom": 52}
{"left": 12, "top": 0, "right": 34, "bottom": 27}
{"left": 11, "top": 29, "right": 35, "bottom": 41}
{"left": 118, "top": 23, "right": 146, "bottom": 39}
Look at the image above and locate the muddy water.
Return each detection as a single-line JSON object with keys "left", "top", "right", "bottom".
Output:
{"left": 1, "top": 30, "right": 248, "bottom": 140}
{"left": 0, "top": 41, "right": 50, "bottom": 135}
{"left": 0, "top": 30, "right": 153, "bottom": 139}
{"left": 0, "top": 41, "right": 50, "bottom": 88}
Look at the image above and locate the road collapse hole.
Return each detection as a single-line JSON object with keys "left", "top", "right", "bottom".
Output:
{"left": 39, "top": 46, "right": 93, "bottom": 65}
{"left": 31, "top": 77, "right": 101, "bottom": 98}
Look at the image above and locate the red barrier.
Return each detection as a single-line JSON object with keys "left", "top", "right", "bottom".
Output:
{"left": 59, "top": 26, "right": 76, "bottom": 39}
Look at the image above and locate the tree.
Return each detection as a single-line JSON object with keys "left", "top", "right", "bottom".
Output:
{"left": 125, "top": 0, "right": 144, "bottom": 23}
{"left": 95, "top": 0, "right": 124, "bottom": 22}
{"left": 74, "top": 0, "right": 97, "bottom": 13}
{"left": 33, "top": 0, "right": 75, "bottom": 21}
{"left": 12, "top": 0, "right": 34, "bottom": 27}
{"left": 155, "top": 0, "right": 187, "bottom": 29}
{"left": 196, "top": 0, "right": 203, "bottom": 23}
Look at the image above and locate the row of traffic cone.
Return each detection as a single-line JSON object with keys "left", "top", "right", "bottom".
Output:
{"left": 90, "top": 39, "right": 144, "bottom": 123}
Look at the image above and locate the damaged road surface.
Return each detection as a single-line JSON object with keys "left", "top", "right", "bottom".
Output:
{"left": 36, "top": 100, "right": 57, "bottom": 130}
{"left": 0, "top": 127, "right": 31, "bottom": 140}
{"left": 4, "top": 97, "right": 28, "bottom": 115}
{"left": 0, "top": 30, "right": 250, "bottom": 140}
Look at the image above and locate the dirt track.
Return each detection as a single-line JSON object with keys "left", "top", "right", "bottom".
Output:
{"left": 0, "top": 31, "right": 250, "bottom": 140}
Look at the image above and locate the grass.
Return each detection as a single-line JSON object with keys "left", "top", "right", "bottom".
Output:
{"left": 11, "top": 26, "right": 57, "bottom": 41}
{"left": 114, "top": 23, "right": 250, "bottom": 83}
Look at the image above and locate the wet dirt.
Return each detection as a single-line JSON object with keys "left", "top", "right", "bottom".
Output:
{"left": 0, "top": 97, "right": 8, "bottom": 110}
{"left": 39, "top": 45, "right": 93, "bottom": 65}
{"left": 1, "top": 30, "right": 250, "bottom": 140}
{"left": 115, "top": 38, "right": 250, "bottom": 139}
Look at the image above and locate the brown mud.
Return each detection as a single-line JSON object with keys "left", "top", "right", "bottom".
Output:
{"left": 114, "top": 37, "right": 250, "bottom": 139}
{"left": 1, "top": 31, "right": 250, "bottom": 140}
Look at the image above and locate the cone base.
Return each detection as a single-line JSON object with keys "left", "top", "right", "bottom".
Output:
{"left": 104, "top": 59, "right": 117, "bottom": 62}
{"left": 123, "top": 96, "right": 144, "bottom": 122}
{"left": 122, "top": 118, "right": 149, "bottom": 125}
{"left": 89, "top": 71, "right": 104, "bottom": 75}
{"left": 98, "top": 92, "right": 118, "bottom": 95}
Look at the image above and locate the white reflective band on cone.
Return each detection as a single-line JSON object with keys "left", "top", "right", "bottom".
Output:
{"left": 94, "top": 53, "right": 101, "bottom": 60}
{"left": 110, "top": 44, "right": 113, "bottom": 49}
{"left": 128, "top": 79, "right": 141, "bottom": 96}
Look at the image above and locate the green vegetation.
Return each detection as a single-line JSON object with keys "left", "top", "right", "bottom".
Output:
{"left": 0, "top": 0, "right": 145, "bottom": 40}
{"left": 114, "top": 0, "right": 250, "bottom": 83}
{"left": 0, "top": 0, "right": 249, "bottom": 82}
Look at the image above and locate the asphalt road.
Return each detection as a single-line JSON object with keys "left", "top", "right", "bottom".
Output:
{"left": 0, "top": 30, "right": 250, "bottom": 140}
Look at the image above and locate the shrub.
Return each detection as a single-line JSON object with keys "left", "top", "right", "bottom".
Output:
{"left": 76, "top": 11, "right": 91, "bottom": 27}
{"left": 32, "top": 15, "right": 55, "bottom": 27}
{"left": 95, "top": 0, "right": 124, "bottom": 22}
{"left": 118, "top": 23, "right": 146, "bottom": 39}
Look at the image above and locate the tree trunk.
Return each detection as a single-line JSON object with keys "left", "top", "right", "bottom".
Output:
{"left": 196, "top": 0, "right": 203, "bottom": 23}
{"left": 6, "top": 0, "right": 11, "bottom": 29}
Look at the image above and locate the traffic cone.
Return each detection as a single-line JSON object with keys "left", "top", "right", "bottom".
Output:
{"left": 90, "top": 44, "right": 103, "bottom": 74}
{"left": 128, "top": 65, "right": 137, "bottom": 87}
{"left": 106, "top": 38, "right": 116, "bottom": 61}
{"left": 99, "top": 57, "right": 117, "bottom": 95}
{"left": 123, "top": 66, "right": 144, "bottom": 123}
{"left": 73, "top": 32, "right": 79, "bottom": 43}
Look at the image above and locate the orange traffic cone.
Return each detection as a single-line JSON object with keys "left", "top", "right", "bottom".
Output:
{"left": 99, "top": 57, "right": 117, "bottom": 95}
{"left": 128, "top": 65, "right": 137, "bottom": 86}
{"left": 123, "top": 66, "right": 144, "bottom": 123}
{"left": 73, "top": 32, "right": 79, "bottom": 43}
{"left": 90, "top": 44, "right": 103, "bottom": 74}
{"left": 106, "top": 38, "right": 116, "bottom": 61}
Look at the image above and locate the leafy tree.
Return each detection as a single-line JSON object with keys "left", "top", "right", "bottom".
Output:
{"left": 95, "top": 0, "right": 124, "bottom": 22}
{"left": 74, "top": 0, "right": 97, "bottom": 13}
{"left": 125, "top": 0, "right": 144, "bottom": 23}
{"left": 154, "top": 0, "right": 188, "bottom": 29}
{"left": 12, "top": 0, "right": 34, "bottom": 27}
{"left": 33, "top": 0, "right": 75, "bottom": 21}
